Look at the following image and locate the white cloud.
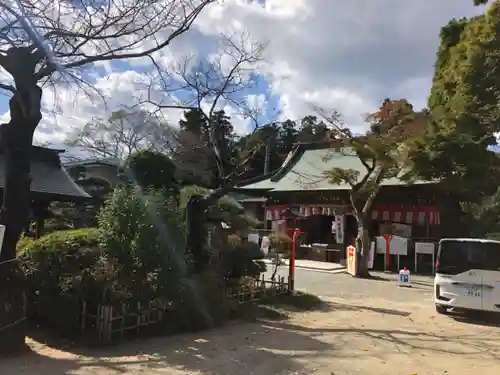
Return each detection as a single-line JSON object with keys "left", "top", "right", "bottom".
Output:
{"left": 0, "top": 0, "right": 488, "bottom": 148}
{"left": 192, "top": 0, "right": 486, "bottom": 128}
{"left": 1, "top": 70, "right": 162, "bottom": 144}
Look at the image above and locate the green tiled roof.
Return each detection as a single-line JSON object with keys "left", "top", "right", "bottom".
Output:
{"left": 238, "top": 144, "right": 431, "bottom": 192}
{"left": 237, "top": 177, "right": 276, "bottom": 190}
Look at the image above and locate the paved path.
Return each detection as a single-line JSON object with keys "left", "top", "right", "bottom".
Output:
{"left": 264, "top": 265, "right": 434, "bottom": 303}
{"left": 262, "top": 259, "right": 345, "bottom": 272}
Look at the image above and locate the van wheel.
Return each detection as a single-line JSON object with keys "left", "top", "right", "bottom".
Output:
{"left": 435, "top": 305, "right": 448, "bottom": 315}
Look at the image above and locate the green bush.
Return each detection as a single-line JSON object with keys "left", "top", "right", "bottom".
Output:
{"left": 97, "top": 186, "right": 186, "bottom": 302}
{"left": 18, "top": 228, "right": 104, "bottom": 334}
{"left": 124, "top": 149, "right": 178, "bottom": 195}
{"left": 168, "top": 270, "right": 230, "bottom": 332}
{"left": 218, "top": 240, "right": 266, "bottom": 282}
{"left": 269, "top": 231, "right": 292, "bottom": 255}
{"left": 97, "top": 186, "right": 230, "bottom": 331}
{"left": 20, "top": 185, "right": 264, "bottom": 338}
{"left": 204, "top": 194, "right": 267, "bottom": 284}
{"left": 18, "top": 228, "right": 101, "bottom": 254}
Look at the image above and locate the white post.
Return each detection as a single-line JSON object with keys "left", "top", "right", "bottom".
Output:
{"left": 0, "top": 225, "right": 5, "bottom": 258}
{"left": 414, "top": 251, "right": 418, "bottom": 273}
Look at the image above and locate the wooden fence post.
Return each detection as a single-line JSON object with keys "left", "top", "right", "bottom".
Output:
{"left": 96, "top": 303, "right": 102, "bottom": 341}
{"left": 121, "top": 304, "right": 126, "bottom": 339}
{"left": 80, "top": 301, "right": 86, "bottom": 333}
{"left": 136, "top": 302, "right": 141, "bottom": 334}
{"left": 99, "top": 305, "right": 113, "bottom": 343}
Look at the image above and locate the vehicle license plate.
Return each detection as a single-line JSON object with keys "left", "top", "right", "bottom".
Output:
{"left": 466, "top": 288, "right": 481, "bottom": 297}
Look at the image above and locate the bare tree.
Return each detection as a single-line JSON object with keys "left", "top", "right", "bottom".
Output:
{"left": 144, "top": 32, "right": 270, "bottom": 273}
{"left": 66, "top": 109, "right": 177, "bottom": 159}
{"left": 315, "top": 99, "right": 429, "bottom": 277}
{"left": 0, "top": 0, "right": 214, "bottom": 351}
{"left": 145, "top": 32, "right": 267, "bottom": 175}
{"left": 172, "top": 127, "right": 214, "bottom": 185}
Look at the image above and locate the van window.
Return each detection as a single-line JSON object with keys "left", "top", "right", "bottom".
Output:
{"left": 437, "top": 240, "right": 500, "bottom": 275}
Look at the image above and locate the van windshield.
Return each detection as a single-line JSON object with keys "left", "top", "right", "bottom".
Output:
{"left": 437, "top": 240, "right": 500, "bottom": 275}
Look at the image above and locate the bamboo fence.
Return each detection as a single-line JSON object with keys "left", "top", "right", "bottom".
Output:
{"left": 80, "top": 274, "right": 289, "bottom": 343}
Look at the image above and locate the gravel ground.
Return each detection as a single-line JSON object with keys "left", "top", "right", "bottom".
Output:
{"left": 265, "top": 266, "right": 435, "bottom": 303}
{"left": 1, "top": 270, "right": 499, "bottom": 375}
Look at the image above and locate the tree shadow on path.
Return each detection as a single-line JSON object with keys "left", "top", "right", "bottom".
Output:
{"left": 262, "top": 319, "right": 500, "bottom": 361}
{"left": 1, "top": 292, "right": 335, "bottom": 375}
{"left": 1, "top": 320, "right": 334, "bottom": 375}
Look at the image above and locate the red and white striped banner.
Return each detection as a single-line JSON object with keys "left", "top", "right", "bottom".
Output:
{"left": 370, "top": 205, "right": 440, "bottom": 225}
{"left": 264, "top": 204, "right": 441, "bottom": 225}
{"left": 265, "top": 205, "right": 287, "bottom": 221}
{"left": 265, "top": 205, "right": 349, "bottom": 220}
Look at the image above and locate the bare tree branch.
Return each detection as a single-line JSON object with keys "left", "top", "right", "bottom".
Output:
{"left": 66, "top": 108, "right": 177, "bottom": 159}
{"left": 143, "top": 31, "right": 268, "bottom": 183}
{"left": 0, "top": 82, "right": 14, "bottom": 92}
{"left": 0, "top": 1, "right": 216, "bottom": 80}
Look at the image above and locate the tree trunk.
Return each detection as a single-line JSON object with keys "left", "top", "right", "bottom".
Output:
{"left": 185, "top": 195, "right": 210, "bottom": 274}
{"left": 355, "top": 215, "right": 371, "bottom": 278}
{"left": 0, "top": 86, "right": 42, "bottom": 355}
{"left": 184, "top": 184, "right": 235, "bottom": 274}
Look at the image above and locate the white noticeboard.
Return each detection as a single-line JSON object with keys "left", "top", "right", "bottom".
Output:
{"left": 334, "top": 215, "right": 344, "bottom": 244}
{"left": 260, "top": 235, "right": 270, "bottom": 257}
{"left": 389, "top": 236, "right": 408, "bottom": 256}
{"left": 248, "top": 233, "right": 259, "bottom": 245}
{"left": 414, "top": 242, "right": 435, "bottom": 274}
{"left": 0, "top": 225, "right": 5, "bottom": 257}
{"left": 368, "top": 241, "right": 375, "bottom": 269}
{"left": 375, "top": 235, "right": 408, "bottom": 271}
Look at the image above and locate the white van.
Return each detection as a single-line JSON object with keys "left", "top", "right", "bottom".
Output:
{"left": 434, "top": 238, "right": 500, "bottom": 314}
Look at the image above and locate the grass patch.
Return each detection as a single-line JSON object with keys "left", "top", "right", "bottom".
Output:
{"left": 233, "top": 292, "right": 329, "bottom": 322}
{"left": 263, "top": 292, "right": 329, "bottom": 312}
{"left": 233, "top": 304, "right": 289, "bottom": 321}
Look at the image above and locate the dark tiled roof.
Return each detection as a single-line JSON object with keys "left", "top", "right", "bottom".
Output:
{"left": 0, "top": 153, "right": 91, "bottom": 201}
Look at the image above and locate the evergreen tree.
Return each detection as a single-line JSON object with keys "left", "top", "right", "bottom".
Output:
{"left": 415, "top": 3, "right": 500, "bottom": 198}
{"left": 174, "top": 109, "right": 238, "bottom": 188}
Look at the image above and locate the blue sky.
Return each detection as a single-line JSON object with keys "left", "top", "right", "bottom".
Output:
{"left": 0, "top": 0, "right": 487, "bottom": 151}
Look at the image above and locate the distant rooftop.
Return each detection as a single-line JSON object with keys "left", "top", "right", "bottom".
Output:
{"left": 63, "top": 157, "right": 121, "bottom": 168}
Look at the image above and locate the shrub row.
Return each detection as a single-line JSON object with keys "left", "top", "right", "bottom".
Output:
{"left": 17, "top": 186, "right": 235, "bottom": 337}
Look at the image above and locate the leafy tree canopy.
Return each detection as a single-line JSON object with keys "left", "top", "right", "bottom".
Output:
{"left": 419, "top": 2, "right": 500, "bottom": 197}
{"left": 318, "top": 99, "right": 429, "bottom": 277}
{"left": 124, "top": 150, "right": 178, "bottom": 194}
{"left": 322, "top": 99, "right": 428, "bottom": 214}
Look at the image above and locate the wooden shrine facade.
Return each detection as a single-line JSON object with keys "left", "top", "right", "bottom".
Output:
{"left": 264, "top": 184, "right": 445, "bottom": 229}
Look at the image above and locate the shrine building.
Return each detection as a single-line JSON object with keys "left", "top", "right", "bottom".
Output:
{"left": 236, "top": 142, "right": 463, "bottom": 272}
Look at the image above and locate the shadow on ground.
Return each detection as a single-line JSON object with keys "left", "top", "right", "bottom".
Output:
{"left": 3, "top": 291, "right": 500, "bottom": 374}
{"left": 327, "top": 301, "right": 411, "bottom": 317}
{"left": 447, "top": 309, "right": 500, "bottom": 328}
{"left": 0, "top": 292, "right": 332, "bottom": 375}
{"left": 260, "top": 319, "right": 500, "bottom": 361}
{"left": 3, "top": 320, "right": 333, "bottom": 375}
